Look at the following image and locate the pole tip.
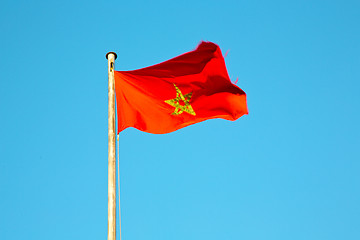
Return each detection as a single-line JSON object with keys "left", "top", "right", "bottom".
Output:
{"left": 106, "top": 52, "right": 117, "bottom": 60}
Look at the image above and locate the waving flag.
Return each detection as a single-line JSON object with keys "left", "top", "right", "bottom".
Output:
{"left": 114, "top": 41, "right": 248, "bottom": 134}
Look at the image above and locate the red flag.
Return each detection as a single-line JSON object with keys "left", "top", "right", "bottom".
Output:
{"left": 114, "top": 41, "right": 248, "bottom": 134}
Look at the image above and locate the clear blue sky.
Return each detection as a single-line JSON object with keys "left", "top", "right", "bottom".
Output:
{"left": 1, "top": 0, "right": 359, "bottom": 239}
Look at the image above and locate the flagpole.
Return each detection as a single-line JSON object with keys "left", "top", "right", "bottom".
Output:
{"left": 106, "top": 51, "right": 117, "bottom": 240}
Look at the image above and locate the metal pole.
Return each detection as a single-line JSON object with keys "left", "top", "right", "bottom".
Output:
{"left": 106, "top": 52, "right": 117, "bottom": 240}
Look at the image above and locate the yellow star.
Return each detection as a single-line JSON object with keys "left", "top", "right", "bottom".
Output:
{"left": 164, "top": 83, "right": 196, "bottom": 116}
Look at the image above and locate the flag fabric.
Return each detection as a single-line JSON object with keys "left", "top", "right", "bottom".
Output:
{"left": 114, "top": 41, "right": 248, "bottom": 134}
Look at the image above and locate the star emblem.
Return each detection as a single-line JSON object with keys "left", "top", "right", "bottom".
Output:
{"left": 164, "top": 83, "right": 196, "bottom": 116}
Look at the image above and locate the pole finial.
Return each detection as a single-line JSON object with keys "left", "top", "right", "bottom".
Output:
{"left": 106, "top": 52, "right": 117, "bottom": 60}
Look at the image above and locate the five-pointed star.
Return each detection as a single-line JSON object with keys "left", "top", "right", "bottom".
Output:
{"left": 164, "top": 83, "right": 196, "bottom": 116}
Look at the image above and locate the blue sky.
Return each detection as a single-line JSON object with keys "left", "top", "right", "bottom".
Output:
{"left": 1, "top": 0, "right": 359, "bottom": 239}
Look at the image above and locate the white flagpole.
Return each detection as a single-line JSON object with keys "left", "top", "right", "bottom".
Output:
{"left": 106, "top": 52, "right": 117, "bottom": 240}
